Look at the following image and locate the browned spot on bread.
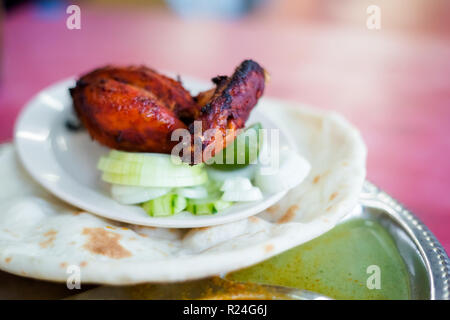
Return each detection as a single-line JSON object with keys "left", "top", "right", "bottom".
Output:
{"left": 72, "top": 211, "right": 83, "bottom": 216}
{"left": 105, "top": 226, "right": 116, "bottom": 230}
{"left": 138, "top": 233, "right": 148, "bottom": 238}
{"left": 278, "top": 205, "right": 299, "bottom": 224}
{"left": 40, "top": 229, "right": 58, "bottom": 248}
{"left": 266, "top": 204, "right": 280, "bottom": 214}
{"left": 329, "top": 192, "right": 338, "bottom": 201}
{"left": 44, "top": 230, "right": 57, "bottom": 237}
{"left": 313, "top": 175, "right": 321, "bottom": 184}
{"left": 326, "top": 206, "right": 332, "bottom": 212}
{"left": 82, "top": 228, "right": 132, "bottom": 259}
{"left": 80, "top": 261, "right": 88, "bottom": 267}
{"left": 249, "top": 216, "right": 259, "bottom": 223}
{"left": 5, "top": 257, "right": 12, "bottom": 263}
{"left": 60, "top": 262, "right": 67, "bottom": 268}
{"left": 265, "top": 244, "right": 274, "bottom": 253}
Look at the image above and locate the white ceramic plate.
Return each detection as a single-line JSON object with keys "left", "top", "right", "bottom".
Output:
{"left": 14, "top": 77, "right": 295, "bottom": 228}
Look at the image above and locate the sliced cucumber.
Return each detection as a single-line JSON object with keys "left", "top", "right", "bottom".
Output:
{"left": 186, "top": 198, "right": 233, "bottom": 215}
{"left": 210, "top": 123, "right": 263, "bottom": 170}
{"left": 213, "top": 199, "right": 233, "bottom": 211}
{"left": 142, "top": 193, "right": 187, "bottom": 217}
{"left": 186, "top": 201, "right": 214, "bottom": 215}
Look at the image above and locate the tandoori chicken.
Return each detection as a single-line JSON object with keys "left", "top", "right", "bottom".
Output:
{"left": 69, "top": 60, "right": 266, "bottom": 163}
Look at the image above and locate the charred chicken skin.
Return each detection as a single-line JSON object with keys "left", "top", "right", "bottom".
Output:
{"left": 192, "top": 60, "right": 266, "bottom": 162}
{"left": 70, "top": 60, "right": 266, "bottom": 162}
{"left": 70, "top": 66, "right": 196, "bottom": 153}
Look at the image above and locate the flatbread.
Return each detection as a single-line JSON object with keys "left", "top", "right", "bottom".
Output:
{"left": 0, "top": 101, "right": 366, "bottom": 284}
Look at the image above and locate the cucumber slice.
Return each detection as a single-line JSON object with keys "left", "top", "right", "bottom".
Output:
{"left": 213, "top": 199, "right": 233, "bottom": 211}
{"left": 172, "top": 194, "right": 188, "bottom": 214}
{"left": 210, "top": 123, "right": 263, "bottom": 170}
{"left": 102, "top": 170, "right": 208, "bottom": 187}
{"left": 142, "top": 193, "right": 187, "bottom": 217}
{"left": 186, "top": 198, "right": 233, "bottom": 215}
{"left": 186, "top": 201, "right": 214, "bottom": 215}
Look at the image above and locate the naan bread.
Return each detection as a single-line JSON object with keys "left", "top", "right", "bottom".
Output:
{"left": 0, "top": 102, "right": 366, "bottom": 284}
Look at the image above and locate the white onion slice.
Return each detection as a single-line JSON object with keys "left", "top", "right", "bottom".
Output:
{"left": 176, "top": 186, "right": 209, "bottom": 199}
{"left": 221, "top": 186, "right": 263, "bottom": 202}
{"left": 206, "top": 165, "right": 257, "bottom": 183}
{"left": 254, "top": 149, "right": 311, "bottom": 194}
{"left": 220, "top": 177, "right": 253, "bottom": 192}
{"left": 111, "top": 185, "right": 171, "bottom": 205}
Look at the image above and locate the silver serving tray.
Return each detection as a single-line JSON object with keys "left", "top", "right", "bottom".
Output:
{"left": 71, "top": 181, "right": 450, "bottom": 300}
{"left": 353, "top": 181, "right": 450, "bottom": 300}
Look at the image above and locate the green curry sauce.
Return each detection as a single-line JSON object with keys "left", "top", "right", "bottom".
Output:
{"left": 227, "top": 219, "right": 410, "bottom": 300}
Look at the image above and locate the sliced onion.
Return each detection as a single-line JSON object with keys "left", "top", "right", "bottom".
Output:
{"left": 206, "top": 165, "right": 257, "bottom": 183}
{"left": 254, "top": 148, "right": 311, "bottom": 194}
{"left": 102, "top": 170, "right": 208, "bottom": 187}
{"left": 99, "top": 150, "right": 207, "bottom": 188}
{"left": 176, "top": 186, "right": 209, "bottom": 199}
{"left": 221, "top": 186, "right": 263, "bottom": 202}
{"left": 111, "top": 184, "right": 171, "bottom": 205}
{"left": 220, "top": 177, "right": 253, "bottom": 192}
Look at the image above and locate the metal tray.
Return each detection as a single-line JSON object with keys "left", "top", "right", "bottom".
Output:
{"left": 354, "top": 181, "right": 450, "bottom": 300}
{"left": 70, "top": 181, "right": 450, "bottom": 300}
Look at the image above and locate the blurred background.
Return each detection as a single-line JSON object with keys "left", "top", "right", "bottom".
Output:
{"left": 0, "top": 0, "right": 449, "bottom": 249}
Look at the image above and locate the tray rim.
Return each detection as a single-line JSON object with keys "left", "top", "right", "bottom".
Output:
{"left": 361, "top": 181, "right": 450, "bottom": 300}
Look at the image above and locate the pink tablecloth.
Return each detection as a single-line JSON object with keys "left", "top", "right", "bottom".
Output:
{"left": 0, "top": 5, "right": 449, "bottom": 251}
